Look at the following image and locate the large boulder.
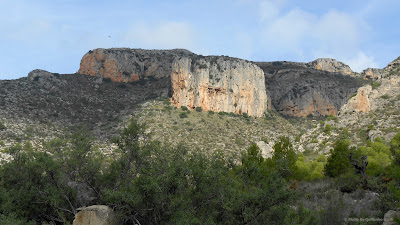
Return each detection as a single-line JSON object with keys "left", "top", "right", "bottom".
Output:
{"left": 383, "top": 209, "right": 400, "bottom": 225}
{"left": 73, "top": 205, "right": 117, "bottom": 225}
{"left": 170, "top": 56, "right": 268, "bottom": 117}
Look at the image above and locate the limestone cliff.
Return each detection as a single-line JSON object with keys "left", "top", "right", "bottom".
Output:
{"left": 170, "top": 56, "right": 268, "bottom": 117}
{"left": 255, "top": 61, "right": 366, "bottom": 117}
{"left": 307, "top": 58, "right": 353, "bottom": 75}
{"left": 78, "top": 48, "right": 193, "bottom": 82}
{"left": 341, "top": 57, "right": 400, "bottom": 113}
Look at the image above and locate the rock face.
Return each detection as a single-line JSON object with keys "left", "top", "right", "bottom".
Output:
{"left": 28, "top": 69, "right": 67, "bottom": 88}
{"left": 170, "top": 56, "right": 268, "bottom": 117}
{"left": 361, "top": 68, "right": 383, "bottom": 80}
{"left": 383, "top": 209, "right": 400, "bottom": 225}
{"left": 78, "top": 48, "right": 194, "bottom": 82}
{"left": 307, "top": 58, "right": 353, "bottom": 75}
{"left": 341, "top": 85, "right": 372, "bottom": 113}
{"left": 73, "top": 205, "right": 117, "bottom": 225}
{"left": 341, "top": 57, "right": 400, "bottom": 114}
{"left": 255, "top": 61, "right": 366, "bottom": 117}
{"left": 386, "top": 56, "right": 400, "bottom": 72}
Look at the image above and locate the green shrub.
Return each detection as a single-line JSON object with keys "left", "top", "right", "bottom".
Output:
{"left": 0, "top": 143, "right": 77, "bottom": 223}
{"left": 326, "top": 114, "right": 338, "bottom": 122}
{"left": 294, "top": 154, "right": 325, "bottom": 181}
{"left": 268, "top": 136, "right": 298, "bottom": 179}
{"left": 349, "top": 92, "right": 357, "bottom": 98}
{"left": 371, "top": 81, "right": 381, "bottom": 90}
{"left": 391, "top": 131, "right": 400, "bottom": 166}
{"left": 336, "top": 172, "right": 361, "bottom": 193}
{"left": 181, "top": 106, "right": 188, "bottom": 111}
{"left": 208, "top": 110, "right": 214, "bottom": 115}
{"left": 100, "top": 120, "right": 298, "bottom": 224}
{"left": 195, "top": 106, "right": 202, "bottom": 112}
{"left": 324, "top": 139, "right": 354, "bottom": 177}
{"left": 358, "top": 141, "right": 391, "bottom": 176}
{"left": 324, "top": 124, "right": 332, "bottom": 134}
{"left": 0, "top": 121, "right": 5, "bottom": 130}
{"left": 179, "top": 112, "right": 188, "bottom": 118}
{"left": 381, "top": 94, "right": 390, "bottom": 99}
{"left": 163, "top": 105, "right": 173, "bottom": 111}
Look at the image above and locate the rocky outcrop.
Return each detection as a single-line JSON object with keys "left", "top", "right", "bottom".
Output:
{"left": 307, "top": 58, "right": 353, "bottom": 75}
{"left": 170, "top": 56, "right": 268, "bottom": 117}
{"left": 361, "top": 68, "right": 383, "bottom": 80}
{"left": 341, "top": 57, "right": 400, "bottom": 114}
{"left": 78, "top": 48, "right": 194, "bottom": 82}
{"left": 386, "top": 56, "right": 400, "bottom": 72}
{"left": 73, "top": 205, "right": 117, "bottom": 225}
{"left": 341, "top": 85, "right": 372, "bottom": 113}
{"left": 28, "top": 69, "right": 67, "bottom": 88}
{"left": 255, "top": 61, "right": 366, "bottom": 117}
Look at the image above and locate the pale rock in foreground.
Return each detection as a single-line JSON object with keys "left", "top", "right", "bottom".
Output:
{"left": 73, "top": 205, "right": 117, "bottom": 225}
{"left": 383, "top": 209, "right": 400, "bottom": 225}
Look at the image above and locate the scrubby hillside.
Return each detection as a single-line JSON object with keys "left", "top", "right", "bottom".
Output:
{"left": 1, "top": 48, "right": 400, "bottom": 224}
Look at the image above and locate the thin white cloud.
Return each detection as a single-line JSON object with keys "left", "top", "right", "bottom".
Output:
{"left": 263, "top": 8, "right": 314, "bottom": 57}
{"left": 257, "top": 1, "right": 378, "bottom": 70}
{"left": 346, "top": 52, "right": 378, "bottom": 72}
{"left": 259, "top": 0, "right": 286, "bottom": 21}
{"left": 123, "top": 21, "right": 196, "bottom": 50}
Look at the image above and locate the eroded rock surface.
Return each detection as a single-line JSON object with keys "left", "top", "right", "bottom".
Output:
{"left": 307, "top": 58, "right": 354, "bottom": 75}
{"left": 361, "top": 68, "right": 383, "bottom": 80}
{"left": 170, "top": 56, "right": 268, "bottom": 117}
{"left": 255, "top": 61, "right": 366, "bottom": 117}
{"left": 341, "top": 57, "right": 400, "bottom": 114}
{"left": 78, "top": 48, "right": 194, "bottom": 82}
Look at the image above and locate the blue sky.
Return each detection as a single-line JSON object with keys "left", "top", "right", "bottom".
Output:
{"left": 1, "top": 0, "right": 399, "bottom": 79}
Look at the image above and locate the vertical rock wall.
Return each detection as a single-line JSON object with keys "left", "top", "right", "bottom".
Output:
{"left": 78, "top": 48, "right": 193, "bottom": 82}
{"left": 170, "top": 56, "right": 268, "bottom": 117}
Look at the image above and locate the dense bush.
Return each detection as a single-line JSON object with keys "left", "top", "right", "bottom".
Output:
{"left": 267, "top": 136, "right": 298, "bottom": 179}
{"left": 195, "top": 106, "right": 202, "bottom": 112}
{"left": 323, "top": 124, "right": 332, "bottom": 134}
{"left": 1, "top": 119, "right": 395, "bottom": 224}
{"left": 295, "top": 154, "right": 325, "bottom": 180}
{"left": 358, "top": 138, "right": 392, "bottom": 176}
{"left": 0, "top": 120, "right": 318, "bottom": 224}
{"left": 370, "top": 81, "right": 381, "bottom": 90}
{"left": 179, "top": 112, "right": 189, "bottom": 118}
{"left": 324, "top": 139, "right": 354, "bottom": 177}
{"left": 0, "top": 142, "right": 76, "bottom": 223}
{"left": 99, "top": 123, "right": 302, "bottom": 224}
